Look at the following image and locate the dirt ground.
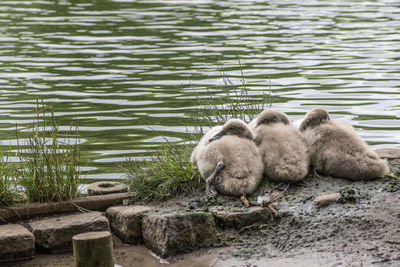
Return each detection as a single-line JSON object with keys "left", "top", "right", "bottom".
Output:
{"left": 10, "top": 239, "right": 216, "bottom": 267}
{"left": 6, "top": 154, "right": 400, "bottom": 267}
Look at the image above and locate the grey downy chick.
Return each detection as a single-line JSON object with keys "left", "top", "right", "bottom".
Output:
{"left": 299, "top": 108, "right": 389, "bottom": 180}
{"left": 190, "top": 125, "right": 222, "bottom": 168}
{"left": 191, "top": 119, "right": 263, "bottom": 197}
{"left": 254, "top": 109, "right": 309, "bottom": 182}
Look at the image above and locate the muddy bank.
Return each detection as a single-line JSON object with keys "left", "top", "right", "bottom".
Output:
{"left": 13, "top": 171, "right": 399, "bottom": 267}
{"left": 13, "top": 236, "right": 216, "bottom": 267}
{"left": 8, "top": 149, "right": 400, "bottom": 266}
{"left": 145, "top": 148, "right": 400, "bottom": 266}
{"left": 217, "top": 183, "right": 400, "bottom": 266}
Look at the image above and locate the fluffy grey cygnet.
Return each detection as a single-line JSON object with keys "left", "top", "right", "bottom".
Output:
{"left": 254, "top": 109, "right": 309, "bottom": 182}
{"left": 190, "top": 119, "right": 263, "bottom": 197}
{"left": 299, "top": 108, "right": 390, "bottom": 180}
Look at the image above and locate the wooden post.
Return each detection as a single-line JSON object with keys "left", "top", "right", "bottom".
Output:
{"left": 73, "top": 231, "right": 114, "bottom": 267}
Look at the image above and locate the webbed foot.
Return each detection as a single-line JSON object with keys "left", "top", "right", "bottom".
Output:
{"left": 205, "top": 161, "right": 225, "bottom": 196}
{"left": 206, "top": 184, "right": 217, "bottom": 197}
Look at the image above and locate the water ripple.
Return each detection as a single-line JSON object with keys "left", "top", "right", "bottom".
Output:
{"left": 0, "top": 0, "right": 399, "bottom": 179}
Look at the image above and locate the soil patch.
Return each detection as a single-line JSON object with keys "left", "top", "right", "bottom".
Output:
{"left": 7, "top": 150, "right": 400, "bottom": 266}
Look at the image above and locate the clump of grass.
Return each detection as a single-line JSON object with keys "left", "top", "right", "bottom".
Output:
{"left": 125, "top": 141, "right": 201, "bottom": 201}
{"left": 15, "top": 101, "right": 81, "bottom": 203}
{"left": 0, "top": 147, "right": 18, "bottom": 206}
{"left": 337, "top": 186, "right": 357, "bottom": 203}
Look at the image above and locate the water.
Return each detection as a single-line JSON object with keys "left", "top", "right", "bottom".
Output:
{"left": 1, "top": 0, "right": 399, "bottom": 180}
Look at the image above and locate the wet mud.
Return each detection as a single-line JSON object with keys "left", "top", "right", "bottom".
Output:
{"left": 11, "top": 153, "right": 400, "bottom": 267}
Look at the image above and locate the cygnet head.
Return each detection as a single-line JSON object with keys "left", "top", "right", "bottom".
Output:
{"left": 209, "top": 119, "right": 253, "bottom": 142}
{"left": 256, "top": 109, "right": 290, "bottom": 127}
{"left": 299, "top": 108, "right": 330, "bottom": 132}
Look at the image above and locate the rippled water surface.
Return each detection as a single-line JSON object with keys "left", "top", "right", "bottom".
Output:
{"left": 1, "top": 0, "right": 399, "bottom": 180}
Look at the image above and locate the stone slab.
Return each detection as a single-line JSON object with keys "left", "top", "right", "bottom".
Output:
{"left": 106, "top": 205, "right": 153, "bottom": 244}
{"left": 142, "top": 212, "right": 217, "bottom": 257}
{"left": 211, "top": 207, "right": 274, "bottom": 229}
{"left": 27, "top": 211, "right": 109, "bottom": 253}
{"left": 0, "top": 224, "right": 35, "bottom": 263}
{"left": 0, "top": 193, "right": 132, "bottom": 223}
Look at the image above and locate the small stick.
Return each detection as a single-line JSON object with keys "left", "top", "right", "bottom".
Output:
{"left": 240, "top": 195, "right": 250, "bottom": 208}
{"left": 261, "top": 204, "right": 279, "bottom": 217}
{"left": 260, "top": 184, "right": 290, "bottom": 217}
{"left": 270, "top": 184, "right": 290, "bottom": 203}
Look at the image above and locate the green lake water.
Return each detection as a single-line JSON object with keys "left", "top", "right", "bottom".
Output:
{"left": 0, "top": 0, "right": 399, "bottom": 182}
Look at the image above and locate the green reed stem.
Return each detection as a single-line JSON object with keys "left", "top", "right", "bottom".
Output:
{"left": 15, "top": 100, "right": 81, "bottom": 203}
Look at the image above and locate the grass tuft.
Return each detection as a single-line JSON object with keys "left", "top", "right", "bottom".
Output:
{"left": 125, "top": 142, "right": 202, "bottom": 201}
{"left": 15, "top": 100, "right": 81, "bottom": 203}
{"left": 0, "top": 146, "right": 19, "bottom": 206}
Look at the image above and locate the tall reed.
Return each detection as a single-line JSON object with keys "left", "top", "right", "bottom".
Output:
{"left": 16, "top": 101, "right": 81, "bottom": 202}
{"left": 0, "top": 146, "right": 18, "bottom": 206}
{"left": 190, "top": 66, "right": 271, "bottom": 127}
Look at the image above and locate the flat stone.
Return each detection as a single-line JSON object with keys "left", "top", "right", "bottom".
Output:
{"left": 87, "top": 181, "right": 128, "bottom": 196}
{"left": 142, "top": 212, "right": 217, "bottom": 257}
{"left": 375, "top": 148, "right": 400, "bottom": 159}
{"left": 106, "top": 205, "right": 153, "bottom": 244}
{"left": 27, "top": 211, "right": 109, "bottom": 253}
{"left": 314, "top": 193, "right": 340, "bottom": 207}
{"left": 211, "top": 207, "right": 274, "bottom": 229}
{"left": 0, "top": 193, "right": 132, "bottom": 223}
{"left": 0, "top": 224, "right": 35, "bottom": 263}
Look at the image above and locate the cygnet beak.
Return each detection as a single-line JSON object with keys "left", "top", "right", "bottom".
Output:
{"left": 209, "top": 130, "right": 225, "bottom": 142}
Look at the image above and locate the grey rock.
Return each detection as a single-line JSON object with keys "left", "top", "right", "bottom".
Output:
{"left": 0, "top": 224, "right": 35, "bottom": 263}
{"left": 142, "top": 212, "right": 217, "bottom": 257}
{"left": 27, "top": 211, "right": 109, "bottom": 253}
{"left": 211, "top": 207, "right": 274, "bottom": 229}
{"left": 106, "top": 205, "right": 153, "bottom": 244}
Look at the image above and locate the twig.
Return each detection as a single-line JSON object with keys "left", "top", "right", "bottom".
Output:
{"left": 263, "top": 204, "right": 279, "bottom": 217}
{"left": 267, "top": 75, "right": 272, "bottom": 109}
{"left": 240, "top": 195, "right": 250, "bottom": 208}
{"left": 260, "top": 184, "right": 290, "bottom": 217}
{"left": 269, "top": 183, "right": 290, "bottom": 203}
{"left": 72, "top": 202, "right": 92, "bottom": 213}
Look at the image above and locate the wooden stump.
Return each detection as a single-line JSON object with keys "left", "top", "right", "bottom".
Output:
{"left": 73, "top": 231, "right": 114, "bottom": 267}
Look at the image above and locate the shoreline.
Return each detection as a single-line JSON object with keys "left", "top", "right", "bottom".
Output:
{"left": 2, "top": 148, "right": 400, "bottom": 266}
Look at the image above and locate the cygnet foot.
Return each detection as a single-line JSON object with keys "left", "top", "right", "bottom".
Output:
{"left": 206, "top": 184, "right": 217, "bottom": 197}
{"left": 205, "top": 161, "right": 225, "bottom": 196}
